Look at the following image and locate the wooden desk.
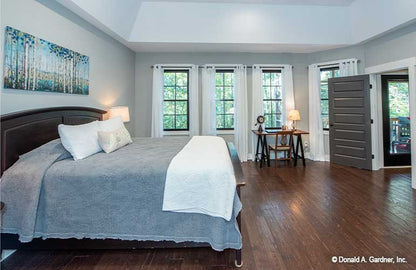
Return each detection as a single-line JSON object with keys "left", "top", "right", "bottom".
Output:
{"left": 251, "top": 129, "right": 309, "bottom": 167}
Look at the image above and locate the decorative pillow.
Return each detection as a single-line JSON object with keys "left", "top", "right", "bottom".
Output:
{"left": 97, "top": 116, "right": 124, "bottom": 132}
{"left": 58, "top": 121, "right": 102, "bottom": 160}
{"left": 98, "top": 126, "right": 132, "bottom": 153}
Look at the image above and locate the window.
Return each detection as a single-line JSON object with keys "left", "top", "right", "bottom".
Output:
{"left": 262, "top": 70, "right": 282, "bottom": 129}
{"left": 216, "top": 70, "right": 235, "bottom": 130}
{"left": 163, "top": 70, "right": 189, "bottom": 131}
{"left": 320, "top": 67, "right": 339, "bottom": 130}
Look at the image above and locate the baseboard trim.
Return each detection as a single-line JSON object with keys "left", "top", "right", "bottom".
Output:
{"left": 382, "top": 166, "right": 412, "bottom": 169}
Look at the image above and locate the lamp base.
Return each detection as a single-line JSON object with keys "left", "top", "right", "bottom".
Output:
{"left": 291, "top": 120, "right": 297, "bottom": 130}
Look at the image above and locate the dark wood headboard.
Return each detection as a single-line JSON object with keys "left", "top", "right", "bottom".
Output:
{"left": 0, "top": 107, "right": 107, "bottom": 175}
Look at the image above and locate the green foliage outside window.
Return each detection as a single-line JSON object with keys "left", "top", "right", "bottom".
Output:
{"left": 320, "top": 68, "right": 339, "bottom": 130}
{"left": 262, "top": 71, "right": 282, "bottom": 129}
{"left": 216, "top": 71, "right": 235, "bottom": 129}
{"left": 163, "top": 71, "right": 189, "bottom": 130}
{"left": 388, "top": 81, "right": 409, "bottom": 118}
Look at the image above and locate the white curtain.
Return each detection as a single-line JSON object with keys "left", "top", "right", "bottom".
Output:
{"left": 151, "top": 65, "right": 164, "bottom": 138}
{"left": 201, "top": 66, "right": 217, "bottom": 135}
{"left": 308, "top": 58, "right": 359, "bottom": 161}
{"left": 251, "top": 65, "right": 263, "bottom": 129}
{"left": 308, "top": 64, "right": 326, "bottom": 161}
{"left": 234, "top": 65, "right": 248, "bottom": 162}
{"left": 281, "top": 65, "right": 295, "bottom": 126}
{"left": 339, "top": 59, "right": 358, "bottom": 76}
{"left": 251, "top": 65, "right": 263, "bottom": 159}
{"left": 189, "top": 65, "right": 199, "bottom": 136}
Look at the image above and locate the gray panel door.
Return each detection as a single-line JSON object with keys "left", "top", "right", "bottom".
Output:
{"left": 328, "top": 75, "right": 372, "bottom": 170}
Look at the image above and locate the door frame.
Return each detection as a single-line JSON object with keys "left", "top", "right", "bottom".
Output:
{"left": 381, "top": 75, "right": 411, "bottom": 166}
{"left": 365, "top": 57, "right": 416, "bottom": 190}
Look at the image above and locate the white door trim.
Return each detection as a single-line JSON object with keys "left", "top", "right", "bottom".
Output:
{"left": 365, "top": 57, "right": 416, "bottom": 189}
{"left": 365, "top": 58, "right": 416, "bottom": 74}
{"left": 369, "top": 74, "right": 383, "bottom": 171}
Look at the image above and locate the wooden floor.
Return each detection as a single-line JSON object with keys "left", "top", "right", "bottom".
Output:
{"left": 2, "top": 161, "right": 415, "bottom": 269}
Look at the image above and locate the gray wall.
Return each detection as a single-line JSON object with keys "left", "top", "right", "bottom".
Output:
{"left": 133, "top": 51, "right": 360, "bottom": 155}
{"left": 308, "top": 22, "right": 416, "bottom": 71}
{"left": 2, "top": 0, "right": 415, "bottom": 146}
{"left": 134, "top": 53, "right": 308, "bottom": 155}
{"left": 134, "top": 22, "right": 416, "bottom": 157}
{"left": 363, "top": 22, "right": 416, "bottom": 67}
{"left": 306, "top": 22, "right": 416, "bottom": 157}
{"left": 134, "top": 52, "right": 309, "bottom": 135}
{"left": 307, "top": 45, "right": 366, "bottom": 72}
{"left": 1, "top": 0, "right": 136, "bottom": 131}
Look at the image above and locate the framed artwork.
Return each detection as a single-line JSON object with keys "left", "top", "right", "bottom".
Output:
{"left": 3, "top": 26, "right": 89, "bottom": 95}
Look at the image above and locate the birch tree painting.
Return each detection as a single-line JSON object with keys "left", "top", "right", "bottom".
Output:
{"left": 3, "top": 26, "right": 89, "bottom": 95}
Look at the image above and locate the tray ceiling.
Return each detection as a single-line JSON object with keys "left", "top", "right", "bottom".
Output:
{"left": 53, "top": 0, "right": 416, "bottom": 53}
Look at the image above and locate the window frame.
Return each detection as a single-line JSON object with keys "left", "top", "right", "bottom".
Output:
{"left": 320, "top": 67, "right": 339, "bottom": 131}
{"left": 215, "top": 69, "right": 235, "bottom": 131}
{"left": 262, "top": 70, "right": 283, "bottom": 130}
{"left": 163, "top": 69, "right": 190, "bottom": 132}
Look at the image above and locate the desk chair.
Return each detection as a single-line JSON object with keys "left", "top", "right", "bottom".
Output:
{"left": 268, "top": 130, "right": 294, "bottom": 167}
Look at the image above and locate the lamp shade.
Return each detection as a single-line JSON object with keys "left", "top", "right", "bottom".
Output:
{"left": 109, "top": 106, "right": 130, "bottom": 122}
{"left": 288, "top": 110, "right": 300, "bottom": 121}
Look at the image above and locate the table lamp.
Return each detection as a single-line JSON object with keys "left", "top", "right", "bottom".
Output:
{"left": 109, "top": 106, "right": 130, "bottom": 122}
{"left": 288, "top": 110, "right": 300, "bottom": 130}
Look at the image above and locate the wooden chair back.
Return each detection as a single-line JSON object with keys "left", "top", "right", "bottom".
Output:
{"left": 274, "top": 130, "right": 294, "bottom": 149}
{"left": 268, "top": 130, "right": 294, "bottom": 166}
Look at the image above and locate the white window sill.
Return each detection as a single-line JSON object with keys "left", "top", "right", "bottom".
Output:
{"left": 216, "top": 130, "right": 235, "bottom": 135}
{"left": 163, "top": 130, "right": 190, "bottom": 136}
{"left": 323, "top": 130, "right": 329, "bottom": 136}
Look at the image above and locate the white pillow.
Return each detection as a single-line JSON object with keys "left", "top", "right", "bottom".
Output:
{"left": 58, "top": 121, "right": 102, "bottom": 160}
{"left": 98, "top": 126, "right": 132, "bottom": 153}
{"left": 97, "top": 116, "right": 124, "bottom": 132}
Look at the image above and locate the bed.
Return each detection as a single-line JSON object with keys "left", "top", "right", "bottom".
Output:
{"left": 0, "top": 107, "right": 245, "bottom": 267}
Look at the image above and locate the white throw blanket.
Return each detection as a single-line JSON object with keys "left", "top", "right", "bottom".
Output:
{"left": 162, "top": 136, "right": 237, "bottom": 221}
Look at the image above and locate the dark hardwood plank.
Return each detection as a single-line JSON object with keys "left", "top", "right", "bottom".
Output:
{"left": 2, "top": 161, "right": 415, "bottom": 269}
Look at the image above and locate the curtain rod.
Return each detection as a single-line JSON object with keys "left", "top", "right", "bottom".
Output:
{"left": 308, "top": 59, "right": 360, "bottom": 69}
{"left": 150, "top": 65, "right": 293, "bottom": 69}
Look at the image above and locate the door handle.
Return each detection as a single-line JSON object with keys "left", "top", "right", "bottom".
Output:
{"left": 329, "top": 124, "right": 334, "bottom": 127}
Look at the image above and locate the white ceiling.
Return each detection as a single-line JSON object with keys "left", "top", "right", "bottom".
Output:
{"left": 53, "top": 0, "right": 416, "bottom": 53}
{"left": 141, "top": 0, "right": 356, "bottom": 6}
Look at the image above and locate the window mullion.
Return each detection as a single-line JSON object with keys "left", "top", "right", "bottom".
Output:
{"left": 223, "top": 75, "right": 226, "bottom": 128}
{"left": 319, "top": 67, "right": 339, "bottom": 130}
{"left": 173, "top": 72, "right": 177, "bottom": 130}
{"left": 174, "top": 100, "right": 177, "bottom": 129}
{"left": 215, "top": 71, "right": 235, "bottom": 130}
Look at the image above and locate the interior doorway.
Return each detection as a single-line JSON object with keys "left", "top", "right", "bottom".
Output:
{"left": 381, "top": 74, "right": 411, "bottom": 166}
{"left": 365, "top": 57, "right": 415, "bottom": 190}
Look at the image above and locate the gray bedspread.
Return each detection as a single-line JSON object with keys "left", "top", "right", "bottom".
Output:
{"left": 1, "top": 137, "right": 242, "bottom": 251}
